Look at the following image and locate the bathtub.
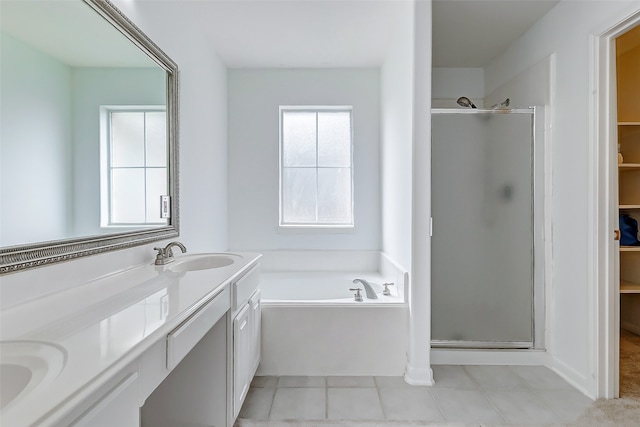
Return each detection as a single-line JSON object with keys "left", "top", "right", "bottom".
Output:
{"left": 257, "top": 251, "right": 409, "bottom": 376}
{"left": 260, "top": 271, "right": 402, "bottom": 303}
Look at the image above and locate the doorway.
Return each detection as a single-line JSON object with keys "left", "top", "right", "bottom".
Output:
{"left": 593, "top": 8, "right": 640, "bottom": 400}
{"left": 615, "top": 23, "right": 640, "bottom": 399}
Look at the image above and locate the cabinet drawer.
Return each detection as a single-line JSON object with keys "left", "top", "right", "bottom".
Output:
{"left": 167, "top": 286, "right": 230, "bottom": 369}
{"left": 233, "top": 263, "right": 260, "bottom": 311}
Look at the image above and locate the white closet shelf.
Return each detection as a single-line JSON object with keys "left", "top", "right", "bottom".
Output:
{"left": 621, "top": 281, "right": 640, "bottom": 294}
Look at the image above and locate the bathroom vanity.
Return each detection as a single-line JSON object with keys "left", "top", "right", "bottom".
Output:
{"left": 0, "top": 252, "right": 262, "bottom": 427}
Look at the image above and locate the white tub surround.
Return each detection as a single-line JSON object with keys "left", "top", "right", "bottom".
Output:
{"left": 261, "top": 272, "right": 402, "bottom": 303}
{"left": 259, "top": 250, "right": 407, "bottom": 302}
{"left": 259, "top": 305, "right": 408, "bottom": 376}
{"left": 0, "top": 252, "right": 261, "bottom": 427}
{"left": 257, "top": 250, "right": 408, "bottom": 376}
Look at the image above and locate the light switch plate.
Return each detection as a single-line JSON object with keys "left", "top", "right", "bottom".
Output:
{"left": 160, "top": 196, "right": 170, "bottom": 218}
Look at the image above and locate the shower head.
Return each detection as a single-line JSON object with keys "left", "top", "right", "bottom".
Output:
{"left": 456, "top": 96, "right": 477, "bottom": 109}
{"left": 490, "top": 98, "right": 510, "bottom": 109}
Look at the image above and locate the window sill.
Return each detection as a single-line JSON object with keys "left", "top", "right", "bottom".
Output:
{"left": 278, "top": 225, "right": 355, "bottom": 234}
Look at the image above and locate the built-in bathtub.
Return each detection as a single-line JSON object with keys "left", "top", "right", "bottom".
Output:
{"left": 256, "top": 251, "right": 409, "bottom": 376}
{"left": 261, "top": 271, "right": 402, "bottom": 303}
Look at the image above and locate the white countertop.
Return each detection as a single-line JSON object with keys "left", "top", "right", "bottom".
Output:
{"left": 0, "top": 252, "right": 261, "bottom": 427}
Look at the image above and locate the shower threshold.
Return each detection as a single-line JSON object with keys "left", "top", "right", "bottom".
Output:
{"left": 431, "top": 340, "right": 534, "bottom": 349}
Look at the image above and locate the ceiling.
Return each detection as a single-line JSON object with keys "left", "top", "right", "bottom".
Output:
{"left": 432, "top": 0, "right": 560, "bottom": 67}
{"left": 144, "top": 0, "right": 411, "bottom": 68}
{"left": 0, "top": 0, "right": 561, "bottom": 69}
{"left": 0, "top": 0, "right": 156, "bottom": 67}
{"left": 180, "top": 0, "right": 561, "bottom": 68}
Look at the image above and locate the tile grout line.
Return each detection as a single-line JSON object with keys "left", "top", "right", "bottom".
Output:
{"left": 266, "top": 379, "right": 277, "bottom": 420}
{"left": 324, "top": 377, "right": 328, "bottom": 419}
{"left": 460, "top": 366, "right": 508, "bottom": 424}
{"left": 507, "top": 365, "right": 571, "bottom": 423}
{"left": 373, "top": 377, "right": 388, "bottom": 420}
{"left": 425, "top": 386, "right": 450, "bottom": 423}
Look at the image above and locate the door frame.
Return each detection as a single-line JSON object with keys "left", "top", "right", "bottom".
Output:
{"left": 591, "top": 8, "right": 640, "bottom": 399}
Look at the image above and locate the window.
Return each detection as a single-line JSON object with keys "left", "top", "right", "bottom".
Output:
{"left": 279, "top": 106, "right": 354, "bottom": 227}
{"left": 100, "top": 107, "right": 167, "bottom": 227}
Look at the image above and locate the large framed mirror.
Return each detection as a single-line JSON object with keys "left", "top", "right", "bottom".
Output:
{"left": 0, "top": 0, "right": 179, "bottom": 273}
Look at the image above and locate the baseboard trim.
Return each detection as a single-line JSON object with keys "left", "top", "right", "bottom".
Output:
{"left": 430, "top": 348, "right": 549, "bottom": 365}
{"left": 548, "top": 355, "right": 594, "bottom": 399}
{"left": 404, "top": 364, "right": 434, "bottom": 386}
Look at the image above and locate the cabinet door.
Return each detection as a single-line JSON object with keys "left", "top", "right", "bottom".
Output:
{"left": 71, "top": 373, "right": 139, "bottom": 427}
{"left": 233, "top": 303, "right": 251, "bottom": 419}
{"left": 249, "top": 290, "right": 261, "bottom": 374}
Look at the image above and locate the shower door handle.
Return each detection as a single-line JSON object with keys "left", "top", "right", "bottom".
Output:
{"left": 614, "top": 229, "right": 621, "bottom": 241}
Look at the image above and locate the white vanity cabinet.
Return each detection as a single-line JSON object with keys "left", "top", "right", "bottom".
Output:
{"left": 70, "top": 373, "right": 140, "bottom": 427}
{"left": 141, "top": 286, "right": 231, "bottom": 427}
{"left": 51, "top": 362, "right": 141, "bottom": 427}
{"left": 249, "top": 289, "right": 262, "bottom": 375}
{"left": 2, "top": 254, "right": 263, "bottom": 427}
{"left": 231, "top": 264, "right": 261, "bottom": 420}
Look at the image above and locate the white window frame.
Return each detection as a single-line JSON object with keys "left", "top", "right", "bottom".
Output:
{"left": 278, "top": 106, "right": 355, "bottom": 229}
{"left": 99, "top": 105, "right": 167, "bottom": 228}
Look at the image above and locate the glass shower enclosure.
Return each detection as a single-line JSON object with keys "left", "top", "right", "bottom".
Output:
{"left": 431, "top": 108, "right": 536, "bottom": 348}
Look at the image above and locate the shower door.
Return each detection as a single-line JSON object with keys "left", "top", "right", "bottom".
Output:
{"left": 431, "top": 109, "right": 535, "bottom": 348}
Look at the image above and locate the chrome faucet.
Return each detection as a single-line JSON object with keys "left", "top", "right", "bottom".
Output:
{"left": 352, "top": 278, "right": 378, "bottom": 299}
{"left": 154, "top": 241, "right": 187, "bottom": 265}
{"left": 349, "top": 287, "right": 364, "bottom": 302}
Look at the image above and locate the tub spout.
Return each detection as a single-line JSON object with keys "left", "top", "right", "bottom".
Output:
{"left": 352, "top": 278, "right": 378, "bottom": 299}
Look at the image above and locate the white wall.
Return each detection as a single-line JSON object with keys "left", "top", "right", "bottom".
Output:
{"left": 381, "top": 1, "right": 414, "bottom": 271}
{"left": 406, "top": 0, "right": 433, "bottom": 385}
{"left": 117, "top": 1, "right": 230, "bottom": 254}
{"left": 0, "top": 1, "right": 230, "bottom": 308}
{"left": 1, "top": 33, "right": 72, "bottom": 246}
{"left": 432, "top": 67, "right": 484, "bottom": 108}
{"left": 228, "top": 69, "right": 381, "bottom": 251}
{"left": 484, "top": 0, "right": 640, "bottom": 396}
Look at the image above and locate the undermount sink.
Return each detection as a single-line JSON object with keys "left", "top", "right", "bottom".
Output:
{"left": 0, "top": 341, "right": 66, "bottom": 410}
{"left": 168, "top": 253, "right": 241, "bottom": 273}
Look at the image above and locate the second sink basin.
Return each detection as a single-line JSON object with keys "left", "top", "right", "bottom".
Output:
{"left": 168, "top": 253, "right": 241, "bottom": 273}
{"left": 0, "top": 341, "right": 66, "bottom": 411}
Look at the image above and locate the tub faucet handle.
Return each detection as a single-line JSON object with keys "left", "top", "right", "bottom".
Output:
{"left": 382, "top": 282, "right": 394, "bottom": 296}
{"left": 349, "top": 288, "right": 363, "bottom": 302}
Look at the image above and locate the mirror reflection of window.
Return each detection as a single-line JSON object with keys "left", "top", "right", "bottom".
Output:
{"left": 101, "top": 107, "right": 167, "bottom": 227}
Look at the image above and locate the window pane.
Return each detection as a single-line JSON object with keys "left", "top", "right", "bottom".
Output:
{"left": 111, "top": 169, "right": 145, "bottom": 223}
{"left": 146, "top": 168, "right": 168, "bottom": 223}
{"left": 282, "top": 168, "right": 316, "bottom": 222}
{"left": 318, "top": 112, "right": 351, "bottom": 167}
{"left": 146, "top": 112, "right": 167, "bottom": 167}
{"left": 282, "top": 112, "right": 316, "bottom": 167}
{"left": 111, "top": 112, "right": 144, "bottom": 167}
{"left": 318, "top": 168, "right": 352, "bottom": 223}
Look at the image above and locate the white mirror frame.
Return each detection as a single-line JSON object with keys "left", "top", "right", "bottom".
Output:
{"left": 0, "top": 0, "right": 179, "bottom": 274}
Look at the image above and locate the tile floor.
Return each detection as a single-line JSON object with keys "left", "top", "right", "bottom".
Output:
{"left": 238, "top": 366, "right": 594, "bottom": 424}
